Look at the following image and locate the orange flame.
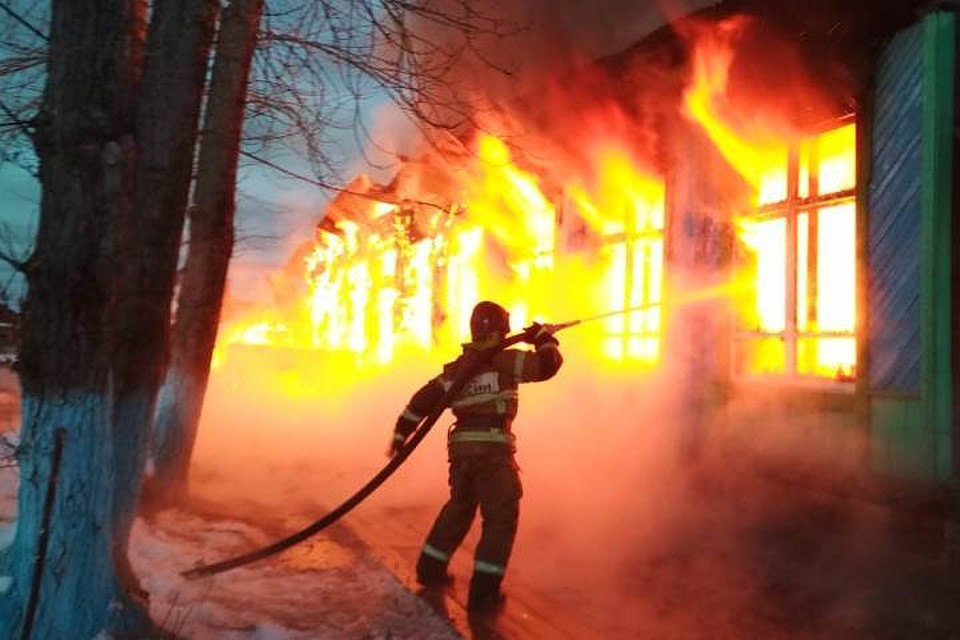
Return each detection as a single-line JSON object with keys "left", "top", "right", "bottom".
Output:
{"left": 567, "top": 147, "right": 665, "bottom": 362}
{"left": 682, "top": 18, "right": 795, "bottom": 206}
{"left": 218, "top": 133, "right": 667, "bottom": 375}
{"left": 684, "top": 20, "right": 857, "bottom": 380}
{"left": 217, "top": 17, "right": 858, "bottom": 386}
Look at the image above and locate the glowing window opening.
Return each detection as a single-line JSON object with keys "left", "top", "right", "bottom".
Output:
{"left": 734, "top": 119, "right": 857, "bottom": 381}
{"left": 600, "top": 217, "right": 665, "bottom": 364}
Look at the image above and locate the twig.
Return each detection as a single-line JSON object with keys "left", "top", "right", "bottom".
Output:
{"left": 158, "top": 588, "right": 182, "bottom": 633}
{"left": 0, "top": 436, "right": 17, "bottom": 468}
{"left": 20, "top": 429, "right": 64, "bottom": 640}
{"left": 0, "top": 434, "right": 16, "bottom": 468}
{"left": 239, "top": 148, "right": 450, "bottom": 213}
{"left": 0, "top": 2, "right": 48, "bottom": 41}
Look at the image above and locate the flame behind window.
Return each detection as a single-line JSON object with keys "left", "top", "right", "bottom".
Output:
{"left": 217, "top": 134, "right": 666, "bottom": 371}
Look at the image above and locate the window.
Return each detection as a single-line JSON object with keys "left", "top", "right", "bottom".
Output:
{"left": 561, "top": 154, "right": 666, "bottom": 364}
{"left": 734, "top": 119, "right": 857, "bottom": 381}
{"left": 599, "top": 183, "right": 665, "bottom": 362}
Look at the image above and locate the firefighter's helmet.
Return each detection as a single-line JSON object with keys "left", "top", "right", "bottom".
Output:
{"left": 470, "top": 301, "right": 510, "bottom": 341}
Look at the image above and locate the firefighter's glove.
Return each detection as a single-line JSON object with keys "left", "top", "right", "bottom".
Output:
{"left": 388, "top": 432, "right": 407, "bottom": 458}
{"left": 522, "top": 322, "right": 559, "bottom": 348}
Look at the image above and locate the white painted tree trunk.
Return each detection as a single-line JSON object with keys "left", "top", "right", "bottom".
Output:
{"left": 0, "top": 0, "right": 152, "bottom": 633}
{"left": 153, "top": 365, "right": 206, "bottom": 502}
{"left": 1, "top": 0, "right": 219, "bottom": 635}
{"left": 0, "top": 393, "right": 149, "bottom": 638}
{"left": 111, "top": 389, "right": 158, "bottom": 571}
{"left": 151, "top": 0, "right": 264, "bottom": 505}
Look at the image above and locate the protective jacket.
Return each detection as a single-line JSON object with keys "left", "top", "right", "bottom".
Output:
{"left": 393, "top": 335, "right": 562, "bottom": 610}
{"left": 393, "top": 340, "right": 563, "bottom": 447}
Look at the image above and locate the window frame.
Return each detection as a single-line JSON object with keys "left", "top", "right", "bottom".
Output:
{"left": 733, "top": 113, "right": 858, "bottom": 383}
{"left": 599, "top": 210, "right": 665, "bottom": 362}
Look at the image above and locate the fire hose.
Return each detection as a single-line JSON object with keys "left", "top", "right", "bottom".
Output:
{"left": 181, "top": 304, "right": 654, "bottom": 579}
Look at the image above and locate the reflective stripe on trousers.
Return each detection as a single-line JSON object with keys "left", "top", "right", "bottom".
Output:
{"left": 474, "top": 559, "right": 505, "bottom": 575}
{"left": 421, "top": 543, "right": 450, "bottom": 563}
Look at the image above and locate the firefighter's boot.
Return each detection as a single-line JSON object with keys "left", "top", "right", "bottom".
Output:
{"left": 467, "top": 571, "right": 505, "bottom": 612}
{"left": 416, "top": 549, "right": 452, "bottom": 588}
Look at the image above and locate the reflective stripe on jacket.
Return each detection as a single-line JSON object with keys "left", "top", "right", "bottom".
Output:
{"left": 393, "top": 341, "right": 562, "bottom": 442}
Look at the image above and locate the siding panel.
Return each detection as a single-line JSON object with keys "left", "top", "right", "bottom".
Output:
{"left": 868, "top": 23, "right": 924, "bottom": 393}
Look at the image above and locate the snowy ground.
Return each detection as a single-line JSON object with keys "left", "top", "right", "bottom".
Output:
{"left": 129, "top": 510, "right": 458, "bottom": 639}
{"left": 1, "top": 479, "right": 459, "bottom": 640}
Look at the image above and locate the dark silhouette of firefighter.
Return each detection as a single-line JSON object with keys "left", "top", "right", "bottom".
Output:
{"left": 390, "top": 300, "right": 563, "bottom": 611}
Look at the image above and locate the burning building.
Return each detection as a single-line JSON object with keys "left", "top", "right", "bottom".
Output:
{"left": 219, "top": 1, "right": 959, "bottom": 493}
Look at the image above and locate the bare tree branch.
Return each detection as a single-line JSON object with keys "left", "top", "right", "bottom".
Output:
{"left": 1, "top": 0, "right": 520, "bottom": 216}
{"left": 239, "top": 0, "right": 517, "bottom": 188}
{"left": 0, "top": 0, "right": 46, "bottom": 41}
{"left": 239, "top": 148, "right": 458, "bottom": 214}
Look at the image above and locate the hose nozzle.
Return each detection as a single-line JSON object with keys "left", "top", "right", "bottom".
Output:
{"left": 544, "top": 320, "right": 581, "bottom": 334}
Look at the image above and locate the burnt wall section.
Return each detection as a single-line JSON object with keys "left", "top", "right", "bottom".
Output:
{"left": 663, "top": 120, "right": 741, "bottom": 458}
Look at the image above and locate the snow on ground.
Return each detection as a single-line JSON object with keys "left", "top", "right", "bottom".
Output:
{"left": 0, "top": 476, "right": 460, "bottom": 639}
{"left": 131, "top": 510, "right": 460, "bottom": 639}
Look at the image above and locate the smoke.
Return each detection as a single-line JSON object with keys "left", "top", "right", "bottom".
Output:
{"left": 405, "top": 0, "right": 716, "bottom": 99}
{"left": 356, "top": 0, "right": 713, "bottom": 180}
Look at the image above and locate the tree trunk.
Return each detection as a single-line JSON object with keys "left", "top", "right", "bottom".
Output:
{"left": 108, "top": 0, "right": 218, "bottom": 570}
{"left": 150, "top": 0, "right": 264, "bottom": 506}
{"left": 1, "top": 0, "right": 219, "bottom": 636}
{"left": 0, "top": 1, "right": 151, "bottom": 636}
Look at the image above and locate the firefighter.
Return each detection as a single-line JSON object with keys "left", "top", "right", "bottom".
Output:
{"left": 389, "top": 300, "right": 563, "bottom": 612}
